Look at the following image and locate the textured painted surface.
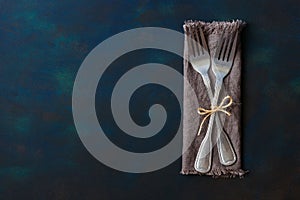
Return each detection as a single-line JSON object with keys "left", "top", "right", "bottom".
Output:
{"left": 0, "top": 0, "right": 299, "bottom": 199}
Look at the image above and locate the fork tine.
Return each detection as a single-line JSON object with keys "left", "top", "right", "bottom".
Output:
{"left": 221, "top": 35, "right": 229, "bottom": 61}
{"left": 186, "top": 26, "right": 195, "bottom": 57}
{"left": 214, "top": 32, "right": 225, "bottom": 59}
{"left": 194, "top": 26, "right": 203, "bottom": 55}
{"left": 190, "top": 26, "right": 200, "bottom": 56}
{"left": 199, "top": 26, "right": 208, "bottom": 52}
{"left": 228, "top": 26, "right": 239, "bottom": 62}
{"left": 225, "top": 31, "right": 234, "bottom": 61}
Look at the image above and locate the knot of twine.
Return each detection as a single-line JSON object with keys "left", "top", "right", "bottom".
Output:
{"left": 197, "top": 95, "right": 233, "bottom": 136}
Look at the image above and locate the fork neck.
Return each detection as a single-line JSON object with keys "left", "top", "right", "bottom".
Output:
{"left": 212, "top": 79, "right": 223, "bottom": 107}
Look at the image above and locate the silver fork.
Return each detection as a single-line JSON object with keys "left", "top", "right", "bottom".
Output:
{"left": 193, "top": 26, "right": 239, "bottom": 173}
{"left": 186, "top": 26, "right": 237, "bottom": 173}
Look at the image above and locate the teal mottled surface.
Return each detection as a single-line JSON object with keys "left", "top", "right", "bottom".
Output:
{"left": 0, "top": 0, "right": 299, "bottom": 199}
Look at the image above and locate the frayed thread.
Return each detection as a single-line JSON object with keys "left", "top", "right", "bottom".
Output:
{"left": 180, "top": 169, "right": 249, "bottom": 179}
{"left": 183, "top": 19, "right": 246, "bottom": 35}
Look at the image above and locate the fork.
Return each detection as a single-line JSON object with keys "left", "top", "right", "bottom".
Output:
{"left": 186, "top": 25, "right": 237, "bottom": 173}
{"left": 193, "top": 26, "right": 239, "bottom": 173}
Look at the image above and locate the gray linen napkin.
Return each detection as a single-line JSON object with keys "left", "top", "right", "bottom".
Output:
{"left": 181, "top": 20, "right": 248, "bottom": 178}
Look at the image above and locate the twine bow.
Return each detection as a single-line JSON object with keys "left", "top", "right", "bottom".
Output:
{"left": 197, "top": 95, "right": 233, "bottom": 136}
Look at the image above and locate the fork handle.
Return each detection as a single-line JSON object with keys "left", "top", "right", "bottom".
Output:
{"left": 194, "top": 127, "right": 212, "bottom": 173}
{"left": 216, "top": 121, "right": 236, "bottom": 165}
{"left": 194, "top": 79, "right": 222, "bottom": 173}
{"left": 202, "top": 76, "right": 236, "bottom": 166}
{"left": 194, "top": 74, "right": 214, "bottom": 173}
{"left": 207, "top": 80, "right": 236, "bottom": 166}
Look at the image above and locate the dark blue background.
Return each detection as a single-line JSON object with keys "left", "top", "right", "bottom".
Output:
{"left": 0, "top": 0, "right": 299, "bottom": 199}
